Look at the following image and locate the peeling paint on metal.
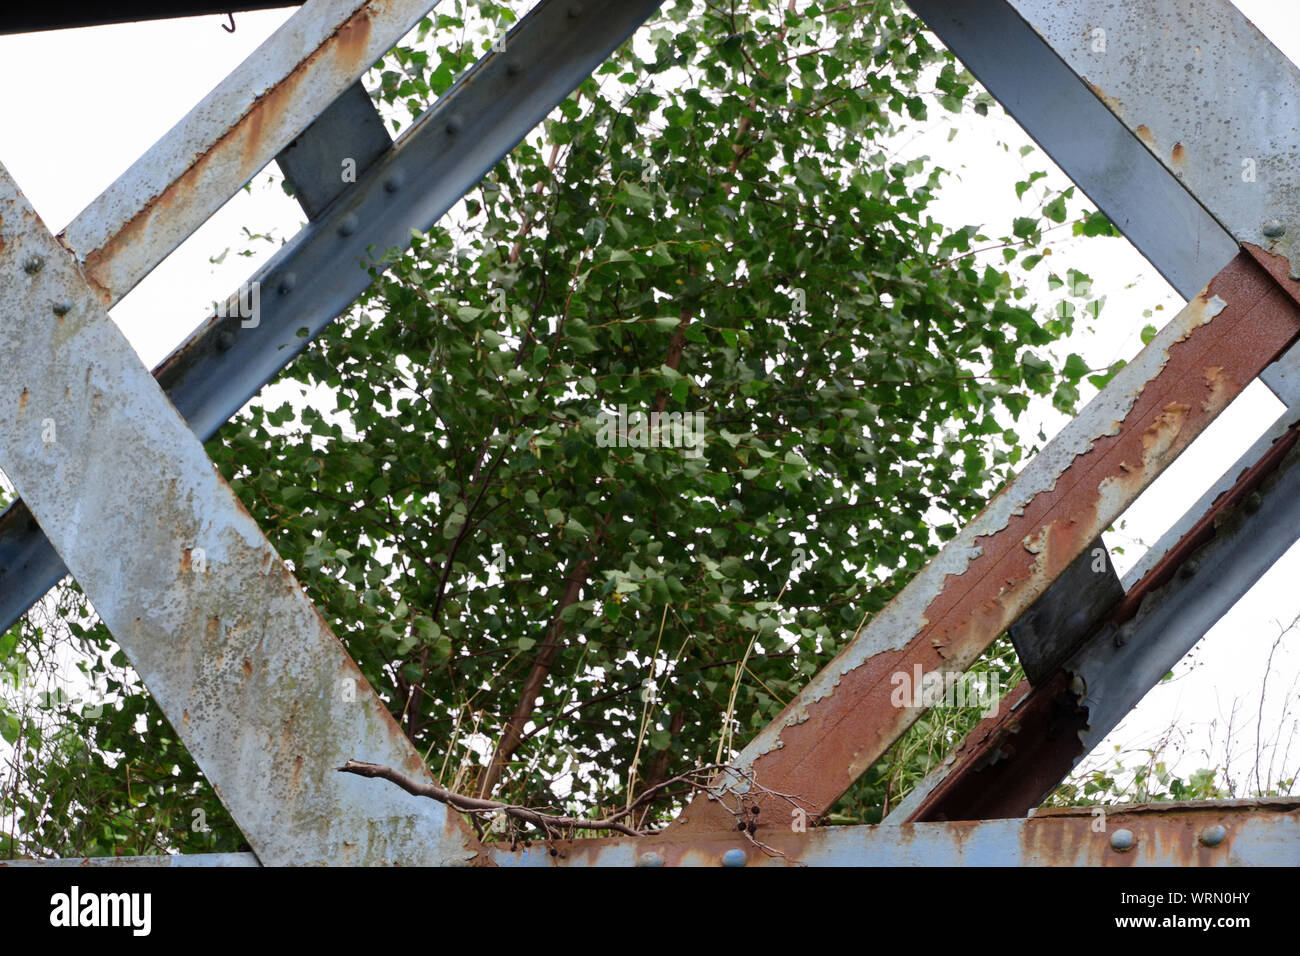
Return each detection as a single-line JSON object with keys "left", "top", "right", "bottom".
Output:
{"left": 677, "top": 255, "right": 1299, "bottom": 829}
{"left": 59, "top": 0, "right": 441, "bottom": 307}
{"left": 0, "top": 165, "right": 478, "bottom": 866}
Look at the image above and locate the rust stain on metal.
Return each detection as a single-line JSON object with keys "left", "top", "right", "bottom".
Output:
{"left": 674, "top": 253, "right": 1300, "bottom": 831}
{"left": 1084, "top": 79, "right": 1124, "bottom": 116}
{"left": 77, "top": 6, "right": 378, "bottom": 302}
{"left": 1171, "top": 142, "right": 1186, "bottom": 167}
{"left": 1135, "top": 124, "right": 1155, "bottom": 147}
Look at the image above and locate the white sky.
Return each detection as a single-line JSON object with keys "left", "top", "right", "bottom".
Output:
{"left": 0, "top": 1, "right": 1297, "bottom": 801}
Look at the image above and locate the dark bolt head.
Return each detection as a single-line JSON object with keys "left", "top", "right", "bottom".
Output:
{"left": 216, "top": 328, "right": 238, "bottom": 352}
{"left": 1179, "top": 558, "right": 1200, "bottom": 579}
{"left": 1262, "top": 218, "right": 1286, "bottom": 239}
{"left": 1244, "top": 491, "right": 1262, "bottom": 514}
{"left": 337, "top": 214, "right": 359, "bottom": 237}
{"left": 23, "top": 255, "right": 44, "bottom": 275}
{"left": 567, "top": 3, "right": 583, "bottom": 18}
{"left": 52, "top": 301, "right": 72, "bottom": 317}
{"left": 1115, "top": 621, "right": 1135, "bottom": 648}
{"left": 383, "top": 172, "right": 405, "bottom": 194}
{"left": 446, "top": 114, "right": 464, "bottom": 135}
{"left": 736, "top": 822, "right": 746, "bottom": 832}
{"left": 505, "top": 59, "right": 521, "bottom": 77}
{"left": 278, "top": 272, "right": 297, "bottom": 295}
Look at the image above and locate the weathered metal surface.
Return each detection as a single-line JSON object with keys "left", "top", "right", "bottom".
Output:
{"left": 1, "top": 853, "right": 260, "bottom": 867}
{"left": 905, "top": 0, "right": 1300, "bottom": 401}
{"left": 59, "top": 0, "right": 440, "bottom": 306}
{"left": 487, "top": 799, "right": 1300, "bottom": 866}
{"left": 1009, "top": 537, "right": 1122, "bottom": 685}
{"left": 904, "top": 0, "right": 1238, "bottom": 300}
{"left": 0, "top": 0, "right": 669, "bottom": 637}
{"left": 275, "top": 80, "right": 390, "bottom": 220}
{"left": 675, "top": 252, "right": 1300, "bottom": 830}
{"left": 1004, "top": 0, "right": 1300, "bottom": 272}
{"left": 0, "top": 164, "right": 478, "bottom": 865}
{"left": 894, "top": 370, "right": 1300, "bottom": 823}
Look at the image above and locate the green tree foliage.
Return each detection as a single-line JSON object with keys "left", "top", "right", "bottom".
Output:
{"left": 2, "top": 0, "right": 1124, "bottom": 853}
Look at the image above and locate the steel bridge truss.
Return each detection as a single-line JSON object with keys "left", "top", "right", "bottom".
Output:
{"left": 0, "top": 0, "right": 1297, "bottom": 866}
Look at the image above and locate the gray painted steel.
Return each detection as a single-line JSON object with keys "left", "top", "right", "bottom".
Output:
{"left": 0, "top": 0, "right": 667, "bottom": 636}
{"left": 60, "top": 0, "right": 441, "bottom": 305}
{"left": 1073, "top": 404, "right": 1300, "bottom": 756}
{"left": 904, "top": 0, "right": 1239, "bottom": 300}
{"left": 1009, "top": 536, "right": 1122, "bottom": 685}
{"left": 0, "top": 163, "right": 477, "bottom": 865}
{"left": 276, "top": 81, "right": 392, "bottom": 221}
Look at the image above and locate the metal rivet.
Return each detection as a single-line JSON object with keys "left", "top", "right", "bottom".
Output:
{"left": 1110, "top": 828, "right": 1135, "bottom": 852}
{"left": 1114, "top": 621, "right": 1135, "bottom": 648}
{"left": 446, "top": 114, "right": 464, "bottom": 135}
{"left": 1244, "top": 491, "right": 1262, "bottom": 514}
{"left": 568, "top": 4, "right": 583, "bottom": 18}
{"left": 1069, "top": 673, "right": 1086, "bottom": 697}
{"left": 337, "top": 214, "right": 359, "bottom": 237}
{"left": 1262, "top": 219, "right": 1286, "bottom": 239}
{"left": 278, "top": 272, "right": 297, "bottom": 295}
{"left": 216, "top": 328, "right": 238, "bottom": 352}
{"left": 1198, "top": 824, "right": 1227, "bottom": 847}
{"left": 505, "top": 59, "right": 521, "bottom": 77}
{"left": 22, "top": 255, "right": 44, "bottom": 275}
{"left": 721, "top": 848, "right": 747, "bottom": 867}
{"left": 1178, "top": 558, "right": 1200, "bottom": 579}
{"left": 52, "top": 301, "right": 71, "bottom": 317}
{"left": 384, "top": 172, "right": 405, "bottom": 194}
{"left": 636, "top": 852, "right": 664, "bottom": 868}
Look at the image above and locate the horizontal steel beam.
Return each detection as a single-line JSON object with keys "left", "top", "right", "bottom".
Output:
{"left": 0, "top": 162, "right": 478, "bottom": 865}
{"left": 0, "top": 0, "right": 668, "bottom": 636}
{"left": 673, "top": 250, "right": 1300, "bottom": 832}
{"left": 58, "top": 0, "right": 440, "bottom": 307}
{"left": 489, "top": 799, "right": 1300, "bottom": 866}
{"left": 893, "top": 360, "right": 1300, "bottom": 822}
{"left": 1, "top": 3, "right": 304, "bottom": 35}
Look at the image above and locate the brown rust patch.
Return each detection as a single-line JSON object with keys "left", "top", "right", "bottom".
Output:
{"left": 1084, "top": 80, "right": 1124, "bottom": 116}
{"left": 181, "top": 547, "right": 192, "bottom": 572}
{"left": 83, "top": 6, "right": 379, "bottom": 300}
{"left": 242, "top": 657, "right": 253, "bottom": 677}
{"left": 1171, "top": 141, "right": 1186, "bottom": 167}
{"left": 673, "top": 252, "right": 1300, "bottom": 829}
{"left": 18, "top": 387, "right": 28, "bottom": 413}
{"left": 1135, "top": 124, "right": 1155, "bottom": 146}
{"left": 1201, "top": 366, "right": 1229, "bottom": 412}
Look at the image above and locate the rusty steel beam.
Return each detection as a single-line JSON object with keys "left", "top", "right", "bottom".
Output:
{"left": 672, "top": 250, "right": 1300, "bottom": 832}
{"left": 0, "top": 0, "right": 668, "bottom": 639}
{"left": 483, "top": 799, "right": 1300, "bottom": 866}
{"left": 0, "top": 164, "right": 479, "bottom": 865}
{"left": 895, "top": 367, "right": 1300, "bottom": 823}
{"left": 58, "top": 0, "right": 441, "bottom": 307}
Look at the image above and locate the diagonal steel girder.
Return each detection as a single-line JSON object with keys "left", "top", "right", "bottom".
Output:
{"left": 673, "top": 250, "right": 1300, "bottom": 831}
{"left": 0, "top": 0, "right": 669, "bottom": 635}
{"left": 905, "top": 0, "right": 1300, "bottom": 398}
{"left": 0, "top": 163, "right": 478, "bottom": 865}
{"left": 892, "top": 350, "right": 1300, "bottom": 823}
{"left": 61, "top": 0, "right": 445, "bottom": 308}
